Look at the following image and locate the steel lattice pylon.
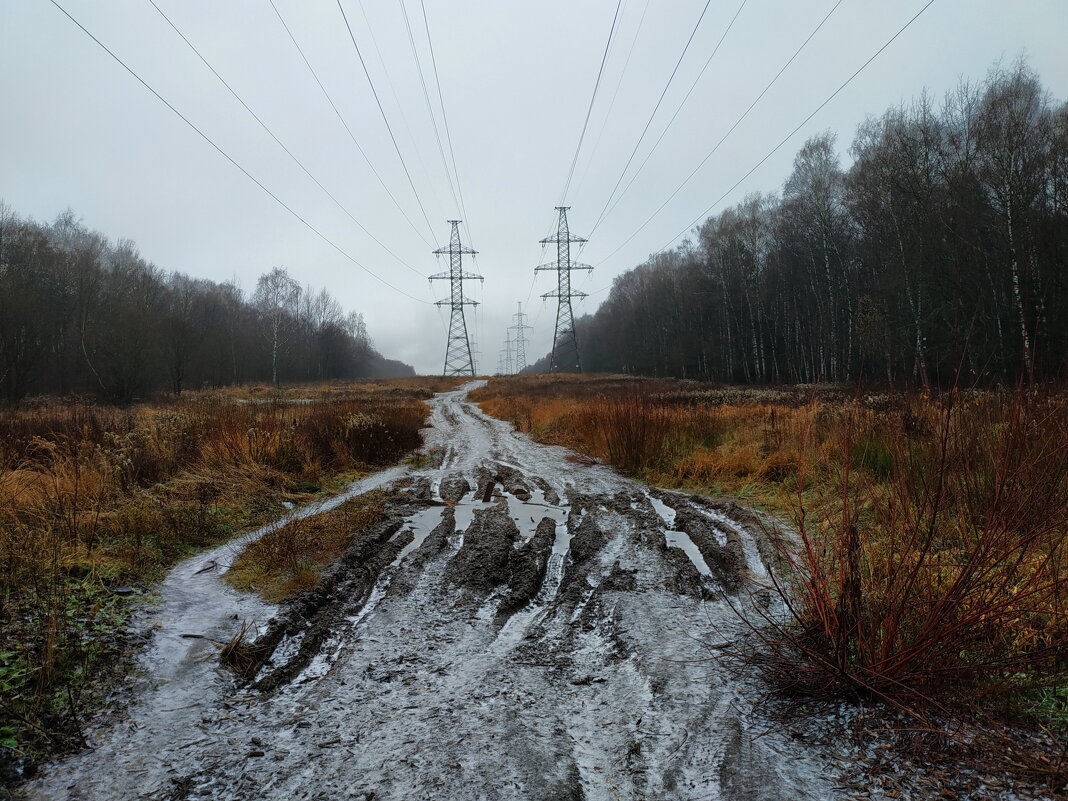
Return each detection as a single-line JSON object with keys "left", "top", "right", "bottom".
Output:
{"left": 509, "top": 301, "right": 532, "bottom": 373}
{"left": 535, "top": 207, "right": 592, "bottom": 372}
{"left": 498, "top": 331, "right": 514, "bottom": 375}
{"left": 430, "top": 220, "right": 482, "bottom": 376}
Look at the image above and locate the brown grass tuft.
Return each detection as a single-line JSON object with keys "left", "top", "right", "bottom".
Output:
{"left": 0, "top": 378, "right": 442, "bottom": 760}
{"left": 219, "top": 620, "right": 266, "bottom": 681}
{"left": 474, "top": 375, "right": 1068, "bottom": 748}
{"left": 225, "top": 490, "right": 389, "bottom": 602}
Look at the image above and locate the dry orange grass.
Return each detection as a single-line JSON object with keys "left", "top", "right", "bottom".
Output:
{"left": 0, "top": 379, "right": 443, "bottom": 757}
{"left": 474, "top": 376, "right": 840, "bottom": 505}
{"left": 474, "top": 375, "right": 1068, "bottom": 737}
{"left": 225, "top": 490, "right": 389, "bottom": 602}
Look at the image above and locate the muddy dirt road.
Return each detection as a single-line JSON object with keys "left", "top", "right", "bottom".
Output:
{"left": 28, "top": 383, "right": 836, "bottom": 801}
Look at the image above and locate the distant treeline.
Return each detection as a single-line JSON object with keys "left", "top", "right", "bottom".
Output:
{"left": 0, "top": 207, "right": 412, "bottom": 403}
{"left": 560, "top": 62, "right": 1067, "bottom": 386}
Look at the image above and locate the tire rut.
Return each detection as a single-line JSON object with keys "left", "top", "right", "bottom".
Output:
{"left": 24, "top": 382, "right": 839, "bottom": 801}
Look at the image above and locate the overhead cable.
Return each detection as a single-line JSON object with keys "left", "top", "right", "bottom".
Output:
{"left": 419, "top": 0, "right": 476, "bottom": 246}
{"left": 588, "top": 0, "right": 749, "bottom": 238}
{"left": 558, "top": 0, "right": 625, "bottom": 205}
{"left": 267, "top": 0, "right": 434, "bottom": 248}
{"left": 335, "top": 0, "right": 438, "bottom": 239}
{"left": 595, "top": 0, "right": 917, "bottom": 269}
{"left": 49, "top": 0, "right": 433, "bottom": 305}
{"left": 147, "top": 0, "right": 426, "bottom": 278}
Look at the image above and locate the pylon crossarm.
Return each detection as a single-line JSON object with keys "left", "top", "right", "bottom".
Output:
{"left": 539, "top": 235, "right": 587, "bottom": 245}
{"left": 429, "top": 271, "right": 484, "bottom": 281}
{"left": 541, "top": 289, "right": 587, "bottom": 300}
{"left": 534, "top": 262, "right": 591, "bottom": 272}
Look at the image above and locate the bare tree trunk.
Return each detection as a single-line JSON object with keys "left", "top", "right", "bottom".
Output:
{"left": 1004, "top": 181, "right": 1035, "bottom": 382}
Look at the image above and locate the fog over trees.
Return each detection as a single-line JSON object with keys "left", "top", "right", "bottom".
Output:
{"left": 0, "top": 208, "right": 412, "bottom": 404}
{"left": 563, "top": 62, "right": 1067, "bottom": 387}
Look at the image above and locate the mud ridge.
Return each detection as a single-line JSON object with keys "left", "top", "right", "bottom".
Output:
{"left": 438, "top": 473, "right": 471, "bottom": 503}
{"left": 444, "top": 501, "right": 519, "bottom": 596}
{"left": 239, "top": 514, "right": 413, "bottom": 692}
{"left": 674, "top": 506, "right": 745, "bottom": 593}
{"left": 496, "top": 516, "right": 556, "bottom": 622}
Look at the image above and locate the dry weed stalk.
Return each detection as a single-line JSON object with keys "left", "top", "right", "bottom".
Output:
{"left": 0, "top": 380, "right": 437, "bottom": 759}
{"left": 474, "top": 374, "right": 1068, "bottom": 780}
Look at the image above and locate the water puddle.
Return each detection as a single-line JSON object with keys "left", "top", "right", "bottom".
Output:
{"left": 665, "top": 530, "right": 713, "bottom": 577}
{"left": 452, "top": 487, "right": 569, "bottom": 543}
{"left": 394, "top": 506, "right": 446, "bottom": 562}
{"left": 647, "top": 494, "right": 678, "bottom": 528}
{"left": 646, "top": 492, "right": 713, "bottom": 578}
{"left": 692, "top": 505, "right": 769, "bottom": 580}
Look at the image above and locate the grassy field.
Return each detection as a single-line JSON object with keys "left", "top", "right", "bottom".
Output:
{"left": 472, "top": 375, "right": 1068, "bottom": 748}
{"left": 0, "top": 377, "right": 458, "bottom": 763}
{"left": 224, "top": 488, "right": 393, "bottom": 603}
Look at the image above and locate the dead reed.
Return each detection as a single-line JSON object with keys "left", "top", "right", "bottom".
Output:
{"left": 761, "top": 390, "right": 1068, "bottom": 711}
{"left": 0, "top": 378, "right": 444, "bottom": 762}
{"left": 225, "top": 490, "right": 389, "bottom": 602}
{"left": 474, "top": 375, "right": 1068, "bottom": 743}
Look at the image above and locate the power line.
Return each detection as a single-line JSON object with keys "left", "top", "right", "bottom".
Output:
{"left": 498, "top": 331, "right": 514, "bottom": 375}
{"left": 536, "top": 207, "right": 592, "bottom": 373}
{"left": 267, "top": 0, "right": 433, "bottom": 248}
{"left": 430, "top": 221, "right": 481, "bottom": 376}
{"left": 522, "top": 272, "right": 538, "bottom": 307}
{"left": 48, "top": 0, "right": 432, "bottom": 305}
{"left": 420, "top": 0, "right": 475, "bottom": 247}
{"left": 356, "top": 0, "right": 446, "bottom": 221}
{"left": 335, "top": 0, "right": 438, "bottom": 240}
{"left": 593, "top": 0, "right": 877, "bottom": 268}
{"left": 572, "top": 0, "right": 651, "bottom": 201}
{"left": 558, "top": 0, "right": 625, "bottom": 205}
{"left": 588, "top": 0, "right": 749, "bottom": 238}
{"left": 509, "top": 302, "right": 532, "bottom": 373}
{"left": 146, "top": 0, "right": 426, "bottom": 279}
{"left": 583, "top": 0, "right": 715, "bottom": 231}
{"left": 397, "top": 0, "right": 460, "bottom": 222}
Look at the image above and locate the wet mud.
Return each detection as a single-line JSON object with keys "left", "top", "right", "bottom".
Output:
{"left": 24, "top": 383, "right": 839, "bottom": 801}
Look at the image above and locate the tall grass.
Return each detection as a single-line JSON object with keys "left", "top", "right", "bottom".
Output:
{"left": 0, "top": 379, "right": 448, "bottom": 763}
{"left": 472, "top": 375, "right": 807, "bottom": 489}
{"left": 225, "top": 489, "right": 388, "bottom": 602}
{"left": 765, "top": 390, "right": 1067, "bottom": 714}
{"left": 474, "top": 375, "right": 1068, "bottom": 748}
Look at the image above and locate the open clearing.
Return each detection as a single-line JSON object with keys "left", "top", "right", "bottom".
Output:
{"left": 26, "top": 382, "right": 833, "bottom": 801}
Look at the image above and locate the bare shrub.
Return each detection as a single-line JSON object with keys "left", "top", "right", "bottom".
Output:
{"left": 0, "top": 379, "right": 434, "bottom": 758}
{"left": 756, "top": 389, "right": 1067, "bottom": 750}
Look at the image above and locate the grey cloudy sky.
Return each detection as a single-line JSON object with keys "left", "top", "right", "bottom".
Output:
{"left": 2, "top": 0, "right": 1066, "bottom": 374}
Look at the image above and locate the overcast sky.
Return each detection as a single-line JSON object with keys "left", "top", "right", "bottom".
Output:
{"left": 2, "top": 0, "right": 1066, "bottom": 374}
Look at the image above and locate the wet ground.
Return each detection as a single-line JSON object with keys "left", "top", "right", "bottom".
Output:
{"left": 26, "top": 382, "right": 838, "bottom": 801}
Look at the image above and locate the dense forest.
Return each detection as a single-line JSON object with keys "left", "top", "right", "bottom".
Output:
{"left": 0, "top": 207, "right": 412, "bottom": 403}
{"left": 557, "top": 62, "right": 1067, "bottom": 387}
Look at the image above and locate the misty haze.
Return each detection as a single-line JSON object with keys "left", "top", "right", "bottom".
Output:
{"left": 1, "top": 1, "right": 1066, "bottom": 799}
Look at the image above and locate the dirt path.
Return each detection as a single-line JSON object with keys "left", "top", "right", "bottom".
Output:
{"left": 26, "top": 383, "right": 837, "bottom": 801}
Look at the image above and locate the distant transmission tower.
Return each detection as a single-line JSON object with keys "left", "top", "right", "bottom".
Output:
{"left": 469, "top": 339, "right": 481, "bottom": 376}
{"left": 536, "top": 207, "right": 591, "bottom": 372}
{"left": 430, "top": 220, "right": 482, "bottom": 376}
{"left": 509, "top": 302, "right": 532, "bottom": 373}
{"left": 498, "top": 331, "right": 514, "bottom": 375}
